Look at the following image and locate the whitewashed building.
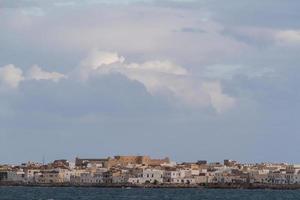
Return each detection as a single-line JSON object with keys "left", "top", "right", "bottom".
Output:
{"left": 128, "top": 169, "right": 163, "bottom": 184}
{"left": 7, "top": 170, "right": 25, "bottom": 182}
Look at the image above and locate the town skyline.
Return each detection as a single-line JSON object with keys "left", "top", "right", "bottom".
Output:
{"left": 2, "top": 155, "right": 300, "bottom": 188}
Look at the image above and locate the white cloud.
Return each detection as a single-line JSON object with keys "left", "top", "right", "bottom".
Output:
{"left": 0, "top": 64, "right": 24, "bottom": 89}
{"left": 0, "top": 3, "right": 247, "bottom": 67}
{"left": 275, "top": 30, "right": 300, "bottom": 45}
{"left": 0, "top": 64, "right": 66, "bottom": 90}
{"left": 26, "top": 65, "right": 67, "bottom": 82}
{"left": 0, "top": 52, "right": 237, "bottom": 113}
{"left": 80, "top": 50, "right": 236, "bottom": 113}
{"left": 79, "top": 51, "right": 125, "bottom": 80}
{"left": 202, "top": 82, "right": 236, "bottom": 114}
{"left": 127, "top": 61, "right": 187, "bottom": 75}
{"left": 81, "top": 50, "right": 125, "bottom": 70}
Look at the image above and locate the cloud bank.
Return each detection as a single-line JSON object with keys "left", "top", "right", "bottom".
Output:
{"left": 0, "top": 50, "right": 236, "bottom": 114}
{"left": 0, "top": 64, "right": 66, "bottom": 90}
{"left": 80, "top": 50, "right": 236, "bottom": 113}
{"left": 1, "top": 0, "right": 300, "bottom": 163}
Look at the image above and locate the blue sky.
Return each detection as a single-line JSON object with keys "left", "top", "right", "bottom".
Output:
{"left": 0, "top": 0, "right": 300, "bottom": 164}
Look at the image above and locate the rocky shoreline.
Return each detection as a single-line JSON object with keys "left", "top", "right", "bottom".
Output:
{"left": 1, "top": 183, "right": 300, "bottom": 190}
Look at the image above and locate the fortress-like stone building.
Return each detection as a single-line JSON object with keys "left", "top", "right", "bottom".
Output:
{"left": 75, "top": 156, "right": 170, "bottom": 168}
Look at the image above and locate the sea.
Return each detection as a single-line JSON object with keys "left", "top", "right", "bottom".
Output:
{"left": 0, "top": 187, "right": 300, "bottom": 200}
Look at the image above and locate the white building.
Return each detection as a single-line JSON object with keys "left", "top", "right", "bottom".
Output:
{"left": 24, "top": 169, "right": 41, "bottom": 183}
{"left": 284, "top": 173, "right": 300, "bottom": 184}
{"left": 7, "top": 170, "right": 25, "bottom": 182}
{"left": 36, "top": 169, "right": 72, "bottom": 184}
{"left": 195, "top": 174, "right": 214, "bottom": 184}
{"left": 163, "top": 170, "right": 181, "bottom": 183}
{"left": 128, "top": 169, "right": 163, "bottom": 184}
{"left": 268, "top": 172, "right": 287, "bottom": 184}
{"left": 78, "top": 172, "right": 104, "bottom": 184}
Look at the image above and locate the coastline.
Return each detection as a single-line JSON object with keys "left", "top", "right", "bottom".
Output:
{"left": 1, "top": 183, "right": 300, "bottom": 190}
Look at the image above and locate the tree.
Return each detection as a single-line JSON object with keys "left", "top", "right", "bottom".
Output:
{"left": 153, "top": 180, "right": 159, "bottom": 185}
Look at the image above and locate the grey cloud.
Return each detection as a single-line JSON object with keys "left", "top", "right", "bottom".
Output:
{"left": 11, "top": 74, "right": 170, "bottom": 118}
{"left": 1, "top": 0, "right": 300, "bottom": 163}
{"left": 204, "top": 0, "right": 300, "bottom": 29}
{"left": 0, "top": 0, "right": 38, "bottom": 8}
{"left": 177, "top": 27, "right": 206, "bottom": 33}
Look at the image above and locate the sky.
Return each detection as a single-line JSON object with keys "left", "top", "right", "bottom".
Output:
{"left": 0, "top": 0, "right": 300, "bottom": 164}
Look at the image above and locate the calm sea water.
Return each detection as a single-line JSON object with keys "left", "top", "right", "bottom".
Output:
{"left": 0, "top": 187, "right": 300, "bottom": 200}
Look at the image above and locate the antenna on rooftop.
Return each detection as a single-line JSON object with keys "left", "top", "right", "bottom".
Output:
{"left": 42, "top": 155, "right": 45, "bottom": 165}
